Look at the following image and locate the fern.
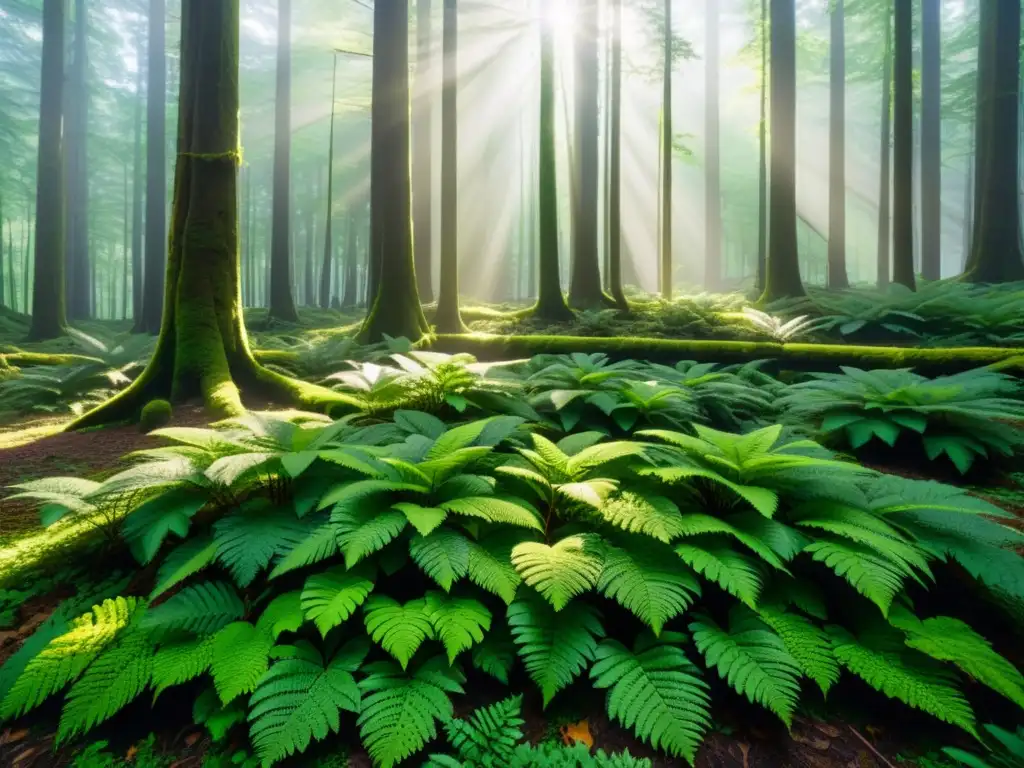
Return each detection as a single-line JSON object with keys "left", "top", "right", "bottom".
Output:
{"left": 804, "top": 539, "right": 908, "bottom": 615}
{"left": 471, "top": 627, "right": 517, "bottom": 684}
{"left": 248, "top": 640, "right": 365, "bottom": 765}
{"left": 598, "top": 541, "right": 700, "bottom": 634}
{"left": 756, "top": 605, "right": 839, "bottom": 696}
{"left": 511, "top": 535, "right": 605, "bottom": 611}
{"left": 467, "top": 530, "right": 524, "bottom": 605}
{"left": 597, "top": 491, "right": 686, "bottom": 543}
{"left": 210, "top": 621, "right": 275, "bottom": 704}
{"left": 300, "top": 566, "right": 375, "bottom": 638}
{"left": 331, "top": 503, "right": 409, "bottom": 568}
{"left": 590, "top": 633, "right": 711, "bottom": 763}
{"left": 439, "top": 496, "right": 543, "bottom": 531}
{"left": 357, "top": 656, "right": 465, "bottom": 768}
{"left": 268, "top": 516, "right": 339, "bottom": 579}
{"left": 150, "top": 534, "right": 219, "bottom": 598}
{"left": 364, "top": 596, "right": 435, "bottom": 669}
{"left": 411, "top": 530, "right": 472, "bottom": 591}
{"left": 944, "top": 724, "right": 1024, "bottom": 768}
{"left": 690, "top": 608, "right": 802, "bottom": 726}
{"left": 507, "top": 594, "right": 604, "bottom": 707}
{"left": 141, "top": 581, "right": 244, "bottom": 640}
{"left": 438, "top": 694, "right": 525, "bottom": 765}
{"left": 425, "top": 592, "right": 492, "bottom": 664}
{"left": 214, "top": 506, "right": 310, "bottom": 587}
{"left": 151, "top": 635, "right": 215, "bottom": 698}
{"left": 674, "top": 541, "right": 763, "bottom": 608}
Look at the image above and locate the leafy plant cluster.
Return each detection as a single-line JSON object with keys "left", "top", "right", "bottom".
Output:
{"left": 2, "top": 399, "right": 1022, "bottom": 767}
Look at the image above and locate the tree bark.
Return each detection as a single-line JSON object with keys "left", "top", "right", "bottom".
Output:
{"left": 342, "top": 211, "right": 358, "bottom": 308}
{"left": 891, "top": 0, "right": 916, "bottom": 290}
{"left": 123, "top": 163, "right": 130, "bottom": 319}
{"left": 827, "top": 0, "right": 849, "bottom": 289}
{"left": 28, "top": 0, "right": 67, "bottom": 341}
{"left": 434, "top": 0, "right": 467, "bottom": 333}
{"left": 303, "top": 172, "right": 316, "bottom": 306}
{"left": 965, "top": 0, "right": 1024, "bottom": 283}
{"left": 320, "top": 57, "right": 338, "bottom": 309}
{"left": 139, "top": 0, "right": 166, "bottom": 334}
{"left": 534, "top": 13, "right": 572, "bottom": 321}
{"left": 759, "top": 0, "right": 804, "bottom": 302}
{"left": 920, "top": 0, "right": 941, "bottom": 281}
{"left": 660, "top": 0, "right": 673, "bottom": 299}
{"left": 607, "top": 0, "right": 627, "bottom": 308}
{"left": 0, "top": 197, "right": 6, "bottom": 308}
{"left": 413, "top": 0, "right": 434, "bottom": 303}
{"left": 704, "top": 0, "right": 721, "bottom": 290}
{"left": 64, "top": 0, "right": 90, "bottom": 321}
{"left": 131, "top": 36, "right": 145, "bottom": 322}
{"left": 877, "top": 5, "right": 892, "bottom": 289}
{"left": 360, "top": 0, "right": 430, "bottom": 341}
{"left": 755, "top": 0, "right": 768, "bottom": 294}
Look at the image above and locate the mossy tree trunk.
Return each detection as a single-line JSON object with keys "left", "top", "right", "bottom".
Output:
{"left": 434, "top": 0, "right": 467, "bottom": 334}
{"left": 704, "top": 0, "right": 721, "bottom": 291}
{"left": 891, "top": 0, "right": 915, "bottom": 291}
{"left": 69, "top": 0, "right": 345, "bottom": 431}
{"left": 534, "top": 15, "right": 572, "bottom": 322}
{"left": 268, "top": 0, "right": 299, "bottom": 323}
{"left": 138, "top": 0, "right": 166, "bottom": 334}
{"left": 413, "top": 0, "right": 435, "bottom": 304}
{"left": 965, "top": 0, "right": 1024, "bottom": 283}
{"left": 827, "top": 0, "right": 849, "bottom": 290}
{"left": 919, "top": 0, "right": 941, "bottom": 282}
{"left": 660, "top": 0, "right": 673, "bottom": 300}
{"left": 606, "top": 0, "right": 627, "bottom": 309}
{"left": 877, "top": 4, "right": 892, "bottom": 288}
{"left": 755, "top": 0, "right": 768, "bottom": 294}
{"left": 568, "top": 0, "right": 607, "bottom": 310}
{"left": 359, "top": 0, "right": 430, "bottom": 342}
{"left": 131, "top": 44, "right": 145, "bottom": 322}
{"left": 65, "top": 0, "right": 90, "bottom": 321}
{"left": 28, "top": 0, "right": 67, "bottom": 341}
{"left": 759, "top": 0, "right": 805, "bottom": 303}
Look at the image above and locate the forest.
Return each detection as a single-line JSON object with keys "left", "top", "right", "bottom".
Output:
{"left": 0, "top": 0, "right": 1022, "bottom": 766}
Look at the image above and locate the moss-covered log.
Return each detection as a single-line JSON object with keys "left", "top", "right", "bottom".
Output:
{"left": 429, "top": 334, "right": 1024, "bottom": 376}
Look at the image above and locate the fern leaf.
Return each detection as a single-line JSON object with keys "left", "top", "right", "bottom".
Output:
{"left": 804, "top": 539, "right": 907, "bottom": 615}
{"left": 439, "top": 496, "right": 543, "bottom": 531}
{"left": 471, "top": 626, "right": 517, "bottom": 684}
{"left": 357, "top": 656, "right": 465, "bottom": 768}
{"left": 511, "top": 535, "right": 605, "bottom": 611}
{"left": 467, "top": 530, "right": 525, "bottom": 605}
{"left": 425, "top": 593, "right": 492, "bottom": 664}
{"left": 1, "top": 597, "right": 140, "bottom": 719}
{"left": 590, "top": 636, "right": 711, "bottom": 763}
{"left": 122, "top": 488, "right": 207, "bottom": 565}
{"left": 150, "top": 535, "right": 218, "bottom": 598}
{"left": 248, "top": 644, "right": 363, "bottom": 765}
{"left": 410, "top": 530, "right": 471, "bottom": 592}
{"left": 364, "top": 596, "right": 434, "bottom": 670}
{"left": 269, "top": 516, "right": 338, "bottom": 579}
{"left": 598, "top": 542, "right": 700, "bottom": 635}
{"left": 828, "top": 625, "right": 977, "bottom": 736}
{"left": 674, "top": 541, "right": 763, "bottom": 608}
{"left": 756, "top": 606, "right": 839, "bottom": 697}
{"left": 210, "top": 621, "right": 274, "bottom": 704}
{"left": 214, "top": 507, "right": 310, "bottom": 587}
{"left": 690, "top": 609, "right": 802, "bottom": 726}
{"left": 598, "top": 491, "right": 685, "bottom": 544}
{"left": 676, "top": 513, "right": 789, "bottom": 571}
{"left": 255, "top": 592, "right": 305, "bottom": 640}
{"left": 151, "top": 635, "right": 215, "bottom": 698}
{"left": 565, "top": 441, "right": 647, "bottom": 475}
{"left": 507, "top": 594, "right": 604, "bottom": 707}
{"left": 394, "top": 503, "right": 448, "bottom": 537}
{"left": 444, "top": 694, "right": 524, "bottom": 764}
{"left": 141, "top": 581, "right": 244, "bottom": 640}
{"left": 301, "top": 566, "right": 375, "bottom": 638}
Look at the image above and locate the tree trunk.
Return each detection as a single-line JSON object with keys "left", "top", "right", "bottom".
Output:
{"left": 534, "top": 13, "right": 572, "bottom": 321}
{"left": 434, "top": 0, "right": 467, "bottom": 333}
{"left": 568, "top": 0, "right": 606, "bottom": 309}
{"left": 827, "top": 0, "right": 849, "bottom": 289}
{"left": 123, "top": 162, "right": 130, "bottom": 319}
{"left": 320, "top": 58, "right": 338, "bottom": 309}
{"left": 29, "top": 0, "right": 67, "bottom": 340}
{"left": 877, "top": 5, "right": 892, "bottom": 289}
{"left": 704, "top": 0, "right": 721, "bottom": 290}
{"left": 920, "top": 0, "right": 941, "bottom": 281}
{"left": 413, "top": 0, "right": 434, "bottom": 303}
{"left": 268, "top": 0, "right": 299, "bottom": 322}
{"left": 965, "top": 0, "right": 1024, "bottom": 283}
{"left": 139, "top": 0, "right": 166, "bottom": 334}
{"left": 342, "top": 211, "right": 358, "bottom": 308}
{"left": 63, "top": 0, "right": 90, "bottom": 321}
{"left": 660, "top": 0, "right": 673, "bottom": 299}
{"left": 303, "top": 173, "right": 316, "bottom": 306}
{"left": 755, "top": 0, "right": 768, "bottom": 294}
{"left": 0, "top": 198, "right": 6, "bottom": 308}
{"left": 891, "top": 0, "right": 916, "bottom": 290}
{"left": 22, "top": 205, "right": 32, "bottom": 316}
{"left": 607, "top": 0, "right": 627, "bottom": 308}
{"left": 360, "top": 0, "right": 430, "bottom": 341}
{"left": 131, "top": 38, "right": 145, "bottom": 322}
{"left": 759, "top": 0, "right": 804, "bottom": 302}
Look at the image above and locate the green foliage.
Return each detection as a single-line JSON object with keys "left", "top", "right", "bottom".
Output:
{"left": 944, "top": 724, "right": 1024, "bottom": 768}
{"left": 140, "top": 399, "right": 173, "bottom": 432}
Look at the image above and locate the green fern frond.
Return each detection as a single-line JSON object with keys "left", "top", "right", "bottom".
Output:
{"left": 467, "top": 530, "right": 525, "bottom": 605}
{"left": 150, "top": 535, "right": 218, "bottom": 598}
{"left": 507, "top": 594, "right": 604, "bottom": 708}
{"left": 471, "top": 626, "right": 517, "bottom": 684}
{"left": 439, "top": 496, "right": 543, "bottom": 531}
{"left": 443, "top": 694, "right": 524, "bottom": 765}
{"left": 598, "top": 491, "right": 685, "bottom": 544}
{"left": 675, "top": 513, "right": 789, "bottom": 571}
{"left": 248, "top": 642, "right": 364, "bottom": 766}
{"left": 357, "top": 656, "right": 465, "bottom": 768}
{"left": 828, "top": 625, "right": 977, "bottom": 736}
{"left": 332, "top": 503, "right": 409, "bottom": 568}
{"left": 210, "top": 621, "right": 275, "bottom": 704}
{"left": 364, "top": 596, "right": 434, "bottom": 670}
{"left": 690, "top": 608, "right": 802, "bottom": 726}
{"left": 269, "top": 517, "right": 339, "bottom": 579}
{"left": 591, "top": 634, "right": 711, "bottom": 764}
{"left": 565, "top": 441, "right": 647, "bottom": 475}
{"left": 425, "top": 592, "right": 492, "bottom": 664}
{"left": 214, "top": 507, "right": 310, "bottom": 587}
{"left": 151, "top": 635, "right": 214, "bottom": 698}
{"left": 756, "top": 606, "right": 839, "bottom": 697}
{"left": 301, "top": 566, "right": 375, "bottom": 638}
{"left": 512, "top": 535, "right": 605, "bottom": 611}
{"left": 1, "top": 597, "right": 141, "bottom": 719}
{"left": 410, "top": 530, "right": 471, "bottom": 592}
{"left": 674, "top": 541, "right": 763, "bottom": 608}
{"left": 804, "top": 539, "right": 908, "bottom": 615}
{"left": 141, "top": 581, "right": 244, "bottom": 640}
{"left": 394, "top": 503, "right": 448, "bottom": 537}
{"left": 598, "top": 542, "right": 700, "bottom": 635}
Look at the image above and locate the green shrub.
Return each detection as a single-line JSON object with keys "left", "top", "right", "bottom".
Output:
{"left": 140, "top": 399, "right": 173, "bottom": 432}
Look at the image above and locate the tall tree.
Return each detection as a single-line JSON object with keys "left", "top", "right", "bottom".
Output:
{"left": 891, "top": 0, "right": 915, "bottom": 290}
{"left": 920, "top": 0, "right": 941, "bottom": 280}
{"left": 965, "top": 0, "right": 1024, "bottom": 282}
{"left": 342, "top": 209, "right": 359, "bottom": 308}
{"left": 704, "top": 0, "right": 721, "bottom": 290}
{"left": 877, "top": 3, "right": 892, "bottom": 288}
{"left": 320, "top": 57, "right": 338, "bottom": 309}
{"left": 29, "top": 0, "right": 67, "bottom": 341}
{"left": 660, "top": 0, "right": 673, "bottom": 299}
{"left": 139, "top": 0, "right": 166, "bottom": 334}
{"left": 759, "top": 0, "right": 804, "bottom": 302}
{"left": 755, "top": 0, "right": 768, "bottom": 294}
{"left": 131, "top": 34, "right": 145, "bottom": 322}
{"left": 65, "top": 0, "right": 90, "bottom": 320}
{"left": 569, "top": 0, "right": 606, "bottom": 308}
{"left": 606, "top": 0, "right": 627, "bottom": 308}
{"left": 534, "top": 5, "right": 572, "bottom": 321}
{"left": 359, "top": 0, "right": 430, "bottom": 341}
{"left": 827, "top": 0, "right": 849, "bottom": 289}
{"left": 434, "top": 0, "right": 467, "bottom": 333}
{"left": 413, "top": 0, "right": 434, "bottom": 303}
